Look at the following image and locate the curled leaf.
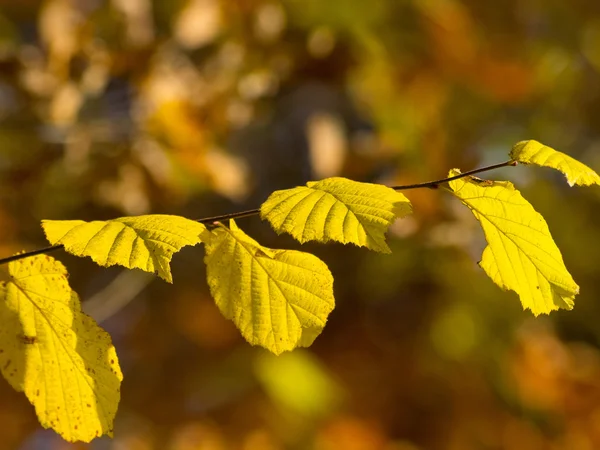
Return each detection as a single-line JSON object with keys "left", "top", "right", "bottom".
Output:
{"left": 510, "top": 140, "right": 600, "bottom": 187}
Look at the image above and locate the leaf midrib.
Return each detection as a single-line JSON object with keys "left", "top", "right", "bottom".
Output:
{"left": 450, "top": 188, "right": 576, "bottom": 294}
{"left": 13, "top": 282, "right": 110, "bottom": 435}
{"left": 223, "top": 228, "right": 328, "bottom": 332}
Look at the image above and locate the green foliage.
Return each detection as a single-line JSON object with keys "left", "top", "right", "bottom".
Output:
{"left": 0, "top": 141, "right": 599, "bottom": 442}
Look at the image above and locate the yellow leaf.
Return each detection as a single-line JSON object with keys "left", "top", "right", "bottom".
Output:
{"left": 510, "top": 140, "right": 600, "bottom": 187}
{"left": 260, "top": 177, "right": 412, "bottom": 253}
{"left": 0, "top": 255, "right": 121, "bottom": 442}
{"left": 204, "top": 220, "right": 335, "bottom": 355}
{"left": 447, "top": 170, "right": 579, "bottom": 315}
{"left": 42, "top": 215, "right": 206, "bottom": 283}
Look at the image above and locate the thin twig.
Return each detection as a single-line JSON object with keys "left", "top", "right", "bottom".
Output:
{"left": 196, "top": 208, "right": 261, "bottom": 224}
{"left": 0, "top": 245, "right": 63, "bottom": 265}
{"left": 0, "top": 160, "right": 517, "bottom": 265}
{"left": 389, "top": 160, "right": 517, "bottom": 190}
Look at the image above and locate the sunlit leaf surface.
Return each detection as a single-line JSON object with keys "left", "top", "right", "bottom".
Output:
{"left": 42, "top": 215, "right": 206, "bottom": 283}
{"left": 204, "top": 220, "right": 335, "bottom": 354}
{"left": 0, "top": 255, "right": 121, "bottom": 442}
{"left": 447, "top": 170, "right": 579, "bottom": 315}
{"left": 261, "top": 177, "right": 412, "bottom": 253}
{"left": 510, "top": 140, "right": 600, "bottom": 187}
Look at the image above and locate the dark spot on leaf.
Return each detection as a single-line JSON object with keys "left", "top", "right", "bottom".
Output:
{"left": 74, "top": 425, "right": 78, "bottom": 430}
{"left": 536, "top": 286, "right": 540, "bottom": 289}
{"left": 36, "top": 390, "right": 40, "bottom": 396}
{"left": 87, "top": 404, "right": 91, "bottom": 408}
{"left": 3, "top": 360, "right": 11, "bottom": 370}
{"left": 20, "top": 335, "right": 37, "bottom": 344}
{"left": 111, "top": 359, "right": 114, "bottom": 364}
{"left": 470, "top": 176, "right": 494, "bottom": 186}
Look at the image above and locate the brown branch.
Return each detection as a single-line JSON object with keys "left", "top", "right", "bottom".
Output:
{"left": 0, "top": 160, "right": 518, "bottom": 265}
{"left": 196, "top": 208, "right": 261, "bottom": 224}
{"left": 0, "top": 245, "right": 64, "bottom": 265}
{"left": 389, "top": 160, "right": 517, "bottom": 191}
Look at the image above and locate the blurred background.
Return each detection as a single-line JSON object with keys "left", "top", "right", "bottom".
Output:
{"left": 1, "top": 0, "right": 600, "bottom": 449}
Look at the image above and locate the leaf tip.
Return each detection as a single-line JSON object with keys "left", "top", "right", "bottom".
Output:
{"left": 379, "top": 246, "right": 393, "bottom": 255}
{"left": 158, "top": 270, "right": 173, "bottom": 284}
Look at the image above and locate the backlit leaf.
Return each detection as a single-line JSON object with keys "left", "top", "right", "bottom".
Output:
{"left": 260, "top": 177, "right": 412, "bottom": 253}
{"left": 42, "top": 215, "right": 206, "bottom": 283}
{"left": 204, "top": 220, "right": 335, "bottom": 355}
{"left": 447, "top": 170, "right": 579, "bottom": 315}
{"left": 0, "top": 255, "right": 121, "bottom": 442}
{"left": 510, "top": 140, "right": 600, "bottom": 187}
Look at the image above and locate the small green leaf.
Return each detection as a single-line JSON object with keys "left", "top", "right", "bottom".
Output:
{"left": 42, "top": 215, "right": 206, "bottom": 283}
{"left": 0, "top": 255, "right": 121, "bottom": 442}
{"left": 510, "top": 140, "right": 600, "bottom": 187}
{"left": 447, "top": 170, "right": 579, "bottom": 315}
{"left": 204, "top": 220, "right": 335, "bottom": 355}
{"left": 260, "top": 177, "right": 412, "bottom": 253}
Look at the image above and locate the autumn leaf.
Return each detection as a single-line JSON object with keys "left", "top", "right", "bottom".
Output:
{"left": 510, "top": 140, "right": 600, "bottom": 187}
{"left": 204, "top": 220, "right": 335, "bottom": 355}
{"left": 42, "top": 215, "right": 206, "bottom": 283}
{"left": 0, "top": 255, "right": 121, "bottom": 442}
{"left": 447, "top": 170, "right": 579, "bottom": 315}
{"left": 260, "top": 177, "right": 412, "bottom": 253}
